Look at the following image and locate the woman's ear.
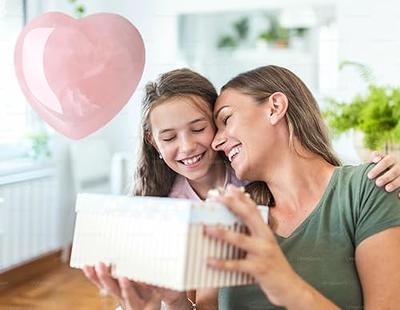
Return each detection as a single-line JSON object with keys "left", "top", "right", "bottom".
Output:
{"left": 267, "top": 92, "right": 288, "bottom": 125}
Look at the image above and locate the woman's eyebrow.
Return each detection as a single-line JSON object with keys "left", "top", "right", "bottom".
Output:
{"left": 214, "top": 106, "right": 228, "bottom": 120}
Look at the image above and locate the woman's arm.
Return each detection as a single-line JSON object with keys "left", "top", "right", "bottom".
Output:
{"left": 204, "top": 185, "right": 340, "bottom": 310}
{"left": 195, "top": 288, "right": 218, "bottom": 310}
{"left": 355, "top": 227, "right": 400, "bottom": 309}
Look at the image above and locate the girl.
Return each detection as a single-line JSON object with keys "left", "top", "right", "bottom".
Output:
{"left": 206, "top": 65, "right": 400, "bottom": 309}
{"left": 84, "top": 68, "right": 236, "bottom": 310}
{"left": 134, "top": 69, "right": 242, "bottom": 201}
{"left": 84, "top": 68, "right": 400, "bottom": 310}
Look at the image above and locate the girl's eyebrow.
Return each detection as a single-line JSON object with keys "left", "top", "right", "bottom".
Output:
{"left": 214, "top": 106, "right": 229, "bottom": 120}
{"left": 159, "top": 118, "right": 207, "bottom": 134}
{"left": 189, "top": 117, "right": 208, "bottom": 124}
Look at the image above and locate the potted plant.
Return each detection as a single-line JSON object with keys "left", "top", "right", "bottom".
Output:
{"left": 324, "top": 61, "right": 400, "bottom": 159}
{"left": 289, "top": 27, "right": 308, "bottom": 51}
{"left": 257, "top": 16, "right": 289, "bottom": 48}
{"left": 217, "top": 35, "right": 238, "bottom": 50}
{"left": 217, "top": 17, "right": 249, "bottom": 51}
{"left": 68, "top": 0, "right": 86, "bottom": 18}
{"left": 233, "top": 17, "right": 249, "bottom": 42}
{"left": 26, "top": 130, "right": 51, "bottom": 160}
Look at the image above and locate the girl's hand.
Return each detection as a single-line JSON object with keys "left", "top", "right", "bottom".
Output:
{"left": 83, "top": 263, "right": 187, "bottom": 310}
{"left": 368, "top": 152, "right": 400, "bottom": 197}
{"left": 203, "top": 185, "right": 303, "bottom": 307}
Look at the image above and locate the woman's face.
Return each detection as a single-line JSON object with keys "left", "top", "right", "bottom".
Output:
{"left": 150, "top": 96, "right": 218, "bottom": 182}
{"left": 212, "top": 88, "right": 272, "bottom": 180}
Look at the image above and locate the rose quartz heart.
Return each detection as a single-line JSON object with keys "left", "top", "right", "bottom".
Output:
{"left": 14, "top": 12, "right": 145, "bottom": 139}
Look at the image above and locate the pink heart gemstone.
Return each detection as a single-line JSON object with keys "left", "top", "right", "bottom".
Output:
{"left": 14, "top": 12, "right": 145, "bottom": 139}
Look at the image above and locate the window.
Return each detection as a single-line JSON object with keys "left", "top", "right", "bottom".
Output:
{"left": 0, "top": 0, "right": 31, "bottom": 147}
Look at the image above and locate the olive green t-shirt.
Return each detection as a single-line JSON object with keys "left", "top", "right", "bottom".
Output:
{"left": 219, "top": 164, "right": 400, "bottom": 310}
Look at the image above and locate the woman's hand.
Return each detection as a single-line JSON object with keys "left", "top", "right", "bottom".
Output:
{"left": 83, "top": 263, "right": 188, "bottom": 310}
{"left": 203, "top": 185, "right": 303, "bottom": 307}
{"left": 368, "top": 152, "right": 400, "bottom": 197}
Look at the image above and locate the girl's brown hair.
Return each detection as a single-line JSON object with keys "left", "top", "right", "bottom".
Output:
{"left": 222, "top": 65, "right": 341, "bottom": 205}
{"left": 133, "top": 68, "right": 218, "bottom": 196}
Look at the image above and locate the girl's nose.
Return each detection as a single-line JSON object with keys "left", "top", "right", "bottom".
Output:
{"left": 180, "top": 135, "right": 196, "bottom": 153}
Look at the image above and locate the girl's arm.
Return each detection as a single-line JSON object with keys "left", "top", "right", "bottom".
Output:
{"left": 83, "top": 263, "right": 191, "bottom": 310}
{"left": 368, "top": 152, "right": 400, "bottom": 196}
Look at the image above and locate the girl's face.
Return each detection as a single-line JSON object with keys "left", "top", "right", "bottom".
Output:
{"left": 150, "top": 96, "right": 218, "bottom": 182}
{"left": 212, "top": 88, "right": 273, "bottom": 181}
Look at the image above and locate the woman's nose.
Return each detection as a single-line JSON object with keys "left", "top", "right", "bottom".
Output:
{"left": 212, "top": 131, "right": 226, "bottom": 151}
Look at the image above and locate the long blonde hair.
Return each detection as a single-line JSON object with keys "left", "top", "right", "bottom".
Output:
{"left": 133, "top": 68, "right": 218, "bottom": 196}
{"left": 222, "top": 65, "right": 341, "bottom": 205}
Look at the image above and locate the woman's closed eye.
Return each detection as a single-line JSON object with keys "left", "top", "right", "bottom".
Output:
{"left": 223, "top": 114, "right": 231, "bottom": 125}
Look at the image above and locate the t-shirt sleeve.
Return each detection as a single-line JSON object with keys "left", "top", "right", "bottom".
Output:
{"left": 354, "top": 164, "right": 400, "bottom": 247}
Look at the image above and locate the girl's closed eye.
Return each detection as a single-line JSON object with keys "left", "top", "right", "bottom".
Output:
{"left": 162, "top": 135, "right": 176, "bottom": 142}
{"left": 192, "top": 127, "right": 206, "bottom": 133}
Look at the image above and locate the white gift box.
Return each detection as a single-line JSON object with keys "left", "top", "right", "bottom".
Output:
{"left": 70, "top": 193, "right": 268, "bottom": 291}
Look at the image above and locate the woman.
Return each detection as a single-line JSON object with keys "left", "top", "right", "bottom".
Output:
{"left": 206, "top": 65, "right": 400, "bottom": 309}
{"left": 84, "top": 68, "right": 400, "bottom": 310}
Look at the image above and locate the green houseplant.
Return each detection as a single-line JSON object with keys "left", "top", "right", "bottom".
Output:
{"left": 324, "top": 61, "right": 400, "bottom": 155}
{"left": 258, "top": 16, "right": 289, "bottom": 48}
{"left": 26, "top": 130, "right": 51, "bottom": 160}
{"left": 68, "top": 0, "right": 86, "bottom": 18}
{"left": 217, "top": 17, "right": 249, "bottom": 50}
{"left": 217, "top": 35, "right": 238, "bottom": 49}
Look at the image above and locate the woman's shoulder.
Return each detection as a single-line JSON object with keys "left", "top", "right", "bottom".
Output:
{"left": 336, "top": 163, "right": 373, "bottom": 179}
{"left": 332, "top": 163, "right": 381, "bottom": 194}
{"left": 335, "top": 163, "right": 400, "bottom": 247}
{"left": 332, "top": 163, "right": 394, "bottom": 212}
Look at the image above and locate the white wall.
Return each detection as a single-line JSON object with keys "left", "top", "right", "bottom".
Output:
{"left": 29, "top": 0, "right": 186, "bottom": 246}
{"left": 31, "top": 0, "right": 400, "bottom": 192}
{"left": 38, "top": 0, "right": 184, "bottom": 155}
{"left": 336, "top": 0, "right": 400, "bottom": 95}
{"left": 114, "top": 0, "right": 400, "bottom": 164}
{"left": 101, "top": 0, "right": 183, "bottom": 154}
{"left": 31, "top": 0, "right": 139, "bottom": 248}
{"left": 94, "top": 0, "right": 400, "bottom": 162}
{"left": 31, "top": 0, "right": 400, "bottom": 175}
{"left": 21, "top": 0, "right": 400, "bottom": 247}
{"left": 156, "top": 0, "right": 335, "bottom": 14}
{"left": 105, "top": 0, "right": 334, "bottom": 154}
{"left": 328, "top": 0, "right": 400, "bottom": 162}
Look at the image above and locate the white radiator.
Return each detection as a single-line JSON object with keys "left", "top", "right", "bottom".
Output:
{"left": 0, "top": 166, "right": 59, "bottom": 272}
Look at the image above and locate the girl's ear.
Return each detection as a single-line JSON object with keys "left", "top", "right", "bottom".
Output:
{"left": 267, "top": 92, "right": 288, "bottom": 125}
{"left": 145, "top": 130, "right": 152, "bottom": 144}
{"left": 145, "top": 131, "right": 158, "bottom": 151}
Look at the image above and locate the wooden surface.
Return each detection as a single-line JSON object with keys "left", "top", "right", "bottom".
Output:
{"left": 0, "top": 264, "right": 117, "bottom": 310}
{"left": 0, "top": 250, "right": 62, "bottom": 293}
